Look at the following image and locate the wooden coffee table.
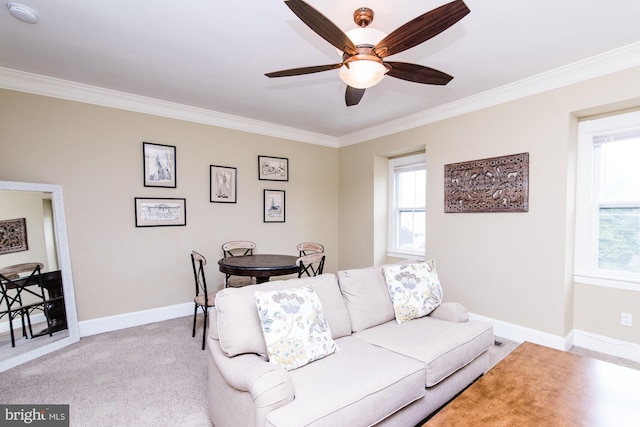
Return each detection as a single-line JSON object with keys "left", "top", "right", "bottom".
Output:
{"left": 424, "top": 341, "right": 640, "bottom": 426}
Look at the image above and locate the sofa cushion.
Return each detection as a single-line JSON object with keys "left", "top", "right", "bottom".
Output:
{"left": 354, "top": 316, "right": 494, "bottom": 387}
{"left": 265, "top": 336, "right": 425, "bottom": 427}
{"left": 382, "top": 260, "right": 443, "bottom": 323}
{"left": 255, "top": 286, "right": 338, "bottom": 371}
{"left": 337, "top": 266, "right": 395, "bottom": 332}
{"left": 216, "top": 273, "right": 351, "bottom": 358}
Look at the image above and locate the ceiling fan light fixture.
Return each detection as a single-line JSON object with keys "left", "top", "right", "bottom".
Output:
{"left": 345, "top": 27, "right": 386, "bottom": 47}
{"left": 339, "top": 59, "right": 387, "bottom": 89}
{"left": 336, "top": 27, "right": 387, "bottom": 56}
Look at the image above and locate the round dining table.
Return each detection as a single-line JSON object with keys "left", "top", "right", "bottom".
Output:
{"left": 217, "top": 254, "right": 299, "bottom": 284}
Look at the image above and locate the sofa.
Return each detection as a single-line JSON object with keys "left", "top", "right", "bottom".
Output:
{"left": 207, "top": 263, "right": 494, "bottom": 427}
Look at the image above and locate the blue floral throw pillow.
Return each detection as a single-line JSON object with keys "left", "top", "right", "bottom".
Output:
{"left": 255, "top": 286, "right": 338, "bottom": 370}
{"left": 382, "top": 260, "right": 443, "bottom": 324}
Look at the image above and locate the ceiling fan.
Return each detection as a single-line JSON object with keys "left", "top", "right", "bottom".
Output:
{"left": 265, "top": 0, "right": 470, "bottom": 106}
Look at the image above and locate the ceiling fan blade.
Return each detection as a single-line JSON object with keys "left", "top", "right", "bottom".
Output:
{"left": 386, "top": 62, "right": 453, "bottom": 85}
{"left": 374, "top": 0, "right": 470, "bottom": 58}
{"left": 345, "top": 86, "right": 365, "bottom": 106}
{"left": 285, "top": 0, "right": 357, "bottom": 54}
{"left": 265, "top": 63, "right": 342, "bottom": 78}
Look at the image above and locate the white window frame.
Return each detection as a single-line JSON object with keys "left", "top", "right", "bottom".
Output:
{"left": 575, "top": 111, "right": 640, "bottom": 291}
{"left": 388, "top": 153, "right": 426, "bottom": 260}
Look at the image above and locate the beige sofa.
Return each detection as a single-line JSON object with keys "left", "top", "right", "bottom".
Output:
{"left": 207, "top": 264, "right": 494, "bottom": 427}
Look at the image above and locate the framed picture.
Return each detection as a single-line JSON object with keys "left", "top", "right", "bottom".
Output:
{"left": 444, "top": 152, "right": 529, "bottom": 213}
{"left": 0, "top": 218, "right": 28, "bottom": 255}
{"left": 135, "top": 198, "right": 186, "bottom": 227}
{"left": 210, "top": 165, "right": 237, "bottom": 203}
{"left": 263, "top": 190, "right": 285, "bottom": 223}
{"left": 143, "top": 142, "right": 176, "bottom": 188}
{"left": 258, "top": 155, "right": 288, "bottom": 181}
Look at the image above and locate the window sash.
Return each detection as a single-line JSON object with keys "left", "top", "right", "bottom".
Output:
{"left": 575, "top": 111, "right": 640, "bottom": 289}
{"left": 388, "top": 154, "right": 426, "bottom": 257}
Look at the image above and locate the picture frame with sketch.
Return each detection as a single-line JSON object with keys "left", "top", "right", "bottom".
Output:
{"left": 143, "top": 142, "right": 176, "bottom": 188}
{"left": 210, "top": 165, "right": 237, "bottom": 203}
{"left": 263, "top": 190, "right": 285, "bottom": 223}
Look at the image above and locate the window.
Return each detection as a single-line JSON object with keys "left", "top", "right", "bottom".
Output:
{"left": 575, "top": 110, "right": 640, "bottom": 290}
{"left": 388, "top": 154, "right": 426, "bottom": 258}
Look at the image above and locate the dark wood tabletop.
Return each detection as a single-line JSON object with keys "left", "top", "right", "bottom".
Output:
{"left": 0, "top": 262, "right": 44, "bottom": 280}
{"left": 218, "top": 254, "right": 299, "bottom": 283}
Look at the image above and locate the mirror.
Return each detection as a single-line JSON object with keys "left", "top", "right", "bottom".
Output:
{"left": 0, "top": 181, "right": 79, "bottom": 372}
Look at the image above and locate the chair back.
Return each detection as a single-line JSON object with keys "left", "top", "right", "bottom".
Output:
{"left": 296, "top": 253, "right": 326, "bottom": 277}
{"left": 222, "top": 241, "right": 256, "bottom": 257}
{"left": 297, "top": 242, "right": 324, "bottom": 256}
{"left": 191, "top": 251, "right": 209, "bottom": 299}
{"left": 0, "top": 263, "right": 46, "bottom": 309}
{"left": 0, "top": 262, "right": 50, "bottom": 346}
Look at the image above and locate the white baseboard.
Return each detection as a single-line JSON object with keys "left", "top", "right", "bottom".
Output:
{"left": 470, "top": 312, "right": 640, "bottom": 363}
{"left": 469, "top": 312, "right": 571, "bottom": 350}
{"left": 0, "top": 313, "right": 47, "bottom": 334}
{"left": 73, "top": 304, "right": 640, "bottom": 364}
{"left": 573, "top": 330, "right": 640, "bottom": 363}
{"left": 78, "top": 302, "right": 193, "bottom": 337}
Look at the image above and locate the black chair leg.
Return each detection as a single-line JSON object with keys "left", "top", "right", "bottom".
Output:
{"left": 43, "top": 303, "right": 53, "bottom": 338}
{"left": 192, "top": 304, "right": 197, "bottom": 338}
{"left": 19, "top": 308, "right": 29, "bottom": 338}
{"left": 25, "top": 309, "right": 35, "bottom": 338}
{"left": 8, "top": 316, "right": 16, "bottom": 348}
{"left": 202, "top": 307, "right": 208, "bottom": 350}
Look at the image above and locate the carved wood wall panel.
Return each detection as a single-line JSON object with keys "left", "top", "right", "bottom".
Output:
{"left": 0, "top": 217, "right": 28, "bottom": 254}
{"left": 444, "top": 153, "right": 529, "bottom": 213}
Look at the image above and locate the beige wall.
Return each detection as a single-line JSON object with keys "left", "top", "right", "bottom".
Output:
{"left": 3, "top": 65, "right": 640, "bottom": 346}
{"left": 338, "top": 66, "right": 640, "bottom": 343}
{"left": 0, "top": 89, "right": 339, "bottom": 322}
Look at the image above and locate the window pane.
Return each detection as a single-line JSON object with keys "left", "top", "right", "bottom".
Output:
{"left": 398, "top": 210, "right": 425, "bottom": 251}
{"left": 599, "top": 138, "right": 640, "bottom": 202}
{"left": 598, "top": 207, "right": 640, "bottom": 273}
{"left": 397, "top": 169, "right": 426, "bottom": 208}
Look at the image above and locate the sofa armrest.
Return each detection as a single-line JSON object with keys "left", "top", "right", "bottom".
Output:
{"left": 429, "top": 302, "right": 469, "bottom": 323}
{"left": 210, "top": 342, "right": 294, "bottom": 409}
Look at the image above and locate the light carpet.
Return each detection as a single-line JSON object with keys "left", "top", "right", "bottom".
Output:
{"left": 1, "top": 316, "right": 637, "bottom": 427}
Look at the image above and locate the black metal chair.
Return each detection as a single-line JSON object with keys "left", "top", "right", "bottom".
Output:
{"left": 297, "top": 242, "right": 324, "bottom": 256}
{"left": 191, "top": 251, "right": 217, "bottom": 350}
{"left": 296, "top": 253, "right": 326, "bottom": 277}
{"left": 221, "top": 240, "right": 256, "bottom": 287}
{"left": 0, "top": 262, "right": 54, "bottom": 347}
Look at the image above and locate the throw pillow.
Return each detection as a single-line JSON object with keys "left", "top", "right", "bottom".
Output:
{"left": 255, "top": 286, "right": 338, "bottom": 370}
{"left": 382, "top": 260, "right": 443, "bottom": 324}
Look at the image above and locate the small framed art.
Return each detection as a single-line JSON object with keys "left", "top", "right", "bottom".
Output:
{"left": 135, "top": 198, "right": 186, "bottom": 227}
{"left": 210, "top": 165, "right": 237, "bottom": 203}
{"left": 258, "top": 155, "right": 288, "bottom": 181}
{"left": 263, "top": 190, "right": 285, "bottom": 223}
{"left": 143, "top": 142, "right": 176, "bottom": 188}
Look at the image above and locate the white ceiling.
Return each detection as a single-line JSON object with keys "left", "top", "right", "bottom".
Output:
{"left": 1, "top": 0, "right": 640, "bottom": 145}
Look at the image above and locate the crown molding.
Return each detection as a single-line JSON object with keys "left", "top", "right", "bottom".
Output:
{"left": 2, "top": 41, "right": 640, "bottom": 148}
{"left": 339, "top": 41, "right": 640, "bottom": 146}
{"left": 0, "top": 66, "right": 339, "bottom": 148}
